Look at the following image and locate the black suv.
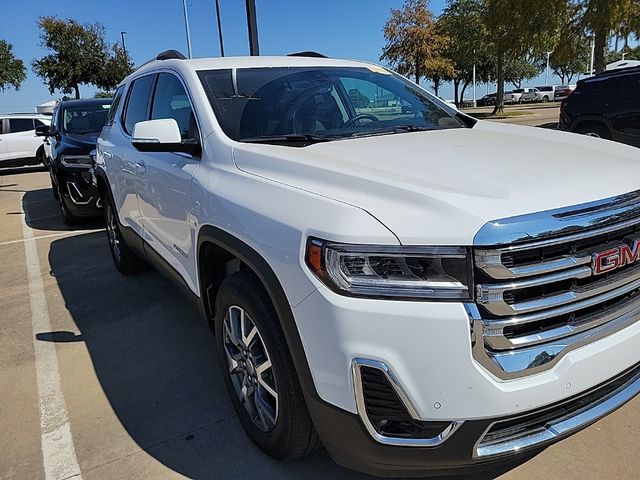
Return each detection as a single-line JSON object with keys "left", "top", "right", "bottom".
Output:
{"left": 37, "top": 98, "right": 112, "bottom": 225}
{"left": 558, "top": 66, "right": 640, "bottom": 147}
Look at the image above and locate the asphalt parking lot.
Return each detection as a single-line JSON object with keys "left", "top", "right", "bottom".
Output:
{"left": 2, "top": 168, "right": 640, "bottom": 480}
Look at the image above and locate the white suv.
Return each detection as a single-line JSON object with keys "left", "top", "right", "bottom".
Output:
{"left": 94, "top": 50, "right": 640, "bottom": 476}
{"left": 0, "top": 113, "right": 50, "bottom": 167}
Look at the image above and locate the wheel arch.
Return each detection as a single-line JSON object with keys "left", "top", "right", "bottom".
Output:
{"left": 571, "top": 115, "right": 614, "bottom": 135}
{"left": 196, "top": 224, "right": 319, "bottom": 400}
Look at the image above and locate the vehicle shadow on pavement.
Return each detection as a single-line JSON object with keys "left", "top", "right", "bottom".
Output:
{"left": 23, "top": 188, "right": 102, "bottom": 231}
{"left": 44, "top": 227, "right": 534, "bottom": 478}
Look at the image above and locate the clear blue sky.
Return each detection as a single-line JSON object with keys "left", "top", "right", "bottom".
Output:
{"left": 0, "top": 0, "right": 627, "bottom": 112}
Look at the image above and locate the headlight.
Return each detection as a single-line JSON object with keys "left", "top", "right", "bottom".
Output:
{"left": 305, "top": 238, "right": 472, "bottom": 300}
{"left": 60, "top": 155, "right": 92, "bottom": 168}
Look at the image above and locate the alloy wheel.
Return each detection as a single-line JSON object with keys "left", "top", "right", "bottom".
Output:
{"left": 223, "top": 305, "right": 279, "bottom": 432}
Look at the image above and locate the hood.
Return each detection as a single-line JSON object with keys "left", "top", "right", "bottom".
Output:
{"left": 233, "top": 121, "right": 640, "bottom": 245}
{"left": 62, "top": 132, "right": 100, "bottom": 150}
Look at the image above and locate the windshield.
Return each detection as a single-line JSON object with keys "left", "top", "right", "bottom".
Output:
{"left": 62, "top": 104, "right": 111, "bottom": 134}
{"left": 198, "top": 66, "right": 463, "bottom": 144}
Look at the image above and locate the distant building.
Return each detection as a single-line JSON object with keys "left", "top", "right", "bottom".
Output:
{"left": 36, "top": 100, "right": 58, "bottom": 115}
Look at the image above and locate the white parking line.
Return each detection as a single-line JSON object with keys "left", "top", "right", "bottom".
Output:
{"left": 22, "top": 193, "right": 83, "bottom": 480}
{"left": 0, "top": 229, "right": 98, "bottom": 247}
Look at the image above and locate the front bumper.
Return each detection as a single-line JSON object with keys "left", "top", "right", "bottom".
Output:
{"left": 308, "top": 360, "right": 640, "bottom": 477}
{"left": 293, "top": 286, "right": 640, "bottom": 474}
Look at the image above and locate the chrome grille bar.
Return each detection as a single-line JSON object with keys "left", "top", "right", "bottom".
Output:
{"left": 478, "top": 265, "right": 640, "bottom": 316}
{"left": 485, "top": 291, "right": 640, "bottom": 350}
{"left": 471, "top": 190, "right": 640, "bottom": 378}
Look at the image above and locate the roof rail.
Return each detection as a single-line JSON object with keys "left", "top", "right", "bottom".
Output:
{"left": 134, "top": 49, "right": 187, "bottom": 73}
{"left": 156, "top": 49, "right": 187, "bottom": 61}
{"left": 287, "top": 51, "right": 328, "bottom": 58}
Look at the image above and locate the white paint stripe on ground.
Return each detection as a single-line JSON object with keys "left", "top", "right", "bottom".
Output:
{"left": 22, "top": 193, "right": 83, "bottom": 480}
{"left": 0, "top": 229, "right": 97, "bottom": 247}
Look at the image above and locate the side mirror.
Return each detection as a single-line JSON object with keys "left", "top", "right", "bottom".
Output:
{"left": 131, "top": 119, "right": 200, "bottom": 156}
{"left": 35, "top": 124, "right": 53, "bottom": 137}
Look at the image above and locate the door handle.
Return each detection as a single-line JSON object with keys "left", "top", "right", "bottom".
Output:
{"left": 134, "top": 162, "right": 147, "bottom": 174}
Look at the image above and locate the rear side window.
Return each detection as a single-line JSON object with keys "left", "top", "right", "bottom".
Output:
{"left": 9, "top": 118, "right": 35, "bottom": 133}
{"left": 124, "top": 75, "right": 155, "bottom": 134}
{"left": 150, "top": 73, "right": 197, "bottom": 140}
{"left": 106, "top": 85, "right": 125, "bottom": 126}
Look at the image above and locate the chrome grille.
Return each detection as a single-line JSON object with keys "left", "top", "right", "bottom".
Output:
{"left": 470, "top": 190, "right": 640, "bottom": 379}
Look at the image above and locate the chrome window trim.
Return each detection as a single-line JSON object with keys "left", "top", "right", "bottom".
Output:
{"left": 473, "top": 365, "right": 640, "bottom": 459}
{"left": 474, "top": 188, "right": 640, "bottom": 247}
{"left": 351, "top": 358, "right": 463, "bottom": 447}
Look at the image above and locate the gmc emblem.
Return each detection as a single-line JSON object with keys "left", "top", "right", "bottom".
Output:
{"left": 592, "top": 240, "right": 640, "bottom": 275}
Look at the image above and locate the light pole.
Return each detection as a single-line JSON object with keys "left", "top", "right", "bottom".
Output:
{"left": 473, "top": 55, "right": 478, "bottom": 108}
{"left": 545, "top": 51, "right": 551, "bottom": 85}
{"left": 589, "top": 36, "right": 595, "bottom": 76}
{"left": 214, "top": 0, "right": 225, "bottom": 56}
{"left": 120, "top": 32, "right": 127, "bottom": 53}
{"left": 182, "top": 0, "right": 193, "bottom": 59}
{"left": 246, "top": 0, "right": 259, "bottom": 55}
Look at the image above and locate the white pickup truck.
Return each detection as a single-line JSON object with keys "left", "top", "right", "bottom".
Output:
{"left": 94, "top": 51, "right": 640, "bottom": 477}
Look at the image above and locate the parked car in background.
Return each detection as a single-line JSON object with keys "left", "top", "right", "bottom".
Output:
{"left": 559, "top": 66, "right": 640, "bottom": 148}
{"left": 535, "top": 86, "right": 556, "bottom": 102}
{"left": 520, "top": 88, "right": 541, "bottom": 102}
{"left": 94, "top": 51, "right": 640, "bottom": 477}
{"left": 554, "top": 84, "right": 576, "bottom": 101}
{"left": 0, "top": 113, "right": 50, "bottom": 167}
{"left": 504, "top": 90, "right": 520, "bottom": 103}
{"left": 37, "top": 98, "right": 112, "bottom": 225}
{"left": 476, "top": 93, "right": 497, "bottom": 106}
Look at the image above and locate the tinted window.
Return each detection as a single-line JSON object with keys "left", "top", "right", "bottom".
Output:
{"left": 62, "top": 104, "right": 111, "bottom": 134}
{"left": 0, "top": 120, "right": 4, "bottom": 135}
{"left": 124, "top": 75, "right": 155, "bottom": 134}
{"left": 9, "top": 118, "right": 34, "bottom": 133}
{"left": 34, "top": 119, "right": 47, "bottom": 127}
{"left": 150, "top": 74, "right": 196, "bottom": 140}
{"left": 106, "top": 86, "right": 125, "bottom": 126}
{"left": 198, "top": 67, "right": 461, "bottom": 143}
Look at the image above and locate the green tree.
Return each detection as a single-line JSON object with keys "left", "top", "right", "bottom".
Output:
{"left": 484, "top": 0, "right": 566, "bottom": 113}
{"left": 0, "top": 40, "right": 26, "bottom": 92}
{"left": 578, "top": 0, "right": 639, "bottom": 73}
{"left": 380, "top": 0, "right": 454, "bottom": 92}
{"left": 439, "top": 0, "right": 493, "bottom": 106}
{"left": 505, "top": 55, "right": 543, "bottom": 88}
{"left": 93, "top": 90, "right": 114, "bottom": 98}
{"left": 550, "top": 4, "right": 590, "bottom": 83}
{"left": 98, "top": 44, "right": 134, "bottom": 91}
{"left": 32, "top": 17, "right": 134, "bottom": 99}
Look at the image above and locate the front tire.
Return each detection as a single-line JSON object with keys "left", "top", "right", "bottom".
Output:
{"left": 577, "top": 122, "right": 611, "bottom": 140}
{"left": 214, "top": 270, "right": 318, "bottom": 460}
{"left": 103, "top": 195, "right": 147, "bottom": 275}
{"left": 55, "top": 181, "right": 81, "bottom": 227}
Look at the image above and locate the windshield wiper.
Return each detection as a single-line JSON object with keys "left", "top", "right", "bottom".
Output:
{"left": 348, "top": 125, "right": 434, "bottom": 139}
{"left": 241, "top": 134, "right": 332, "bottom": 145}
